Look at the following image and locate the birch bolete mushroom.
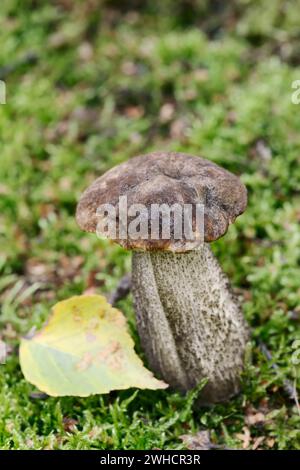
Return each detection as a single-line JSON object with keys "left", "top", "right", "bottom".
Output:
{"left": 76, "top": 152, "right": 249, "bottom": 404}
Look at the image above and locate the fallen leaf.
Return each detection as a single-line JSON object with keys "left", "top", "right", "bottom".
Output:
{"left": 236, "top": 426, "right": 251, "bottom": 449}
{"left": 25, "top": 259, "right": 56, "bottom": 284}
{"left": 252, "top": 436, "right": 265, "bottom": 450}
{"left": 245, "top": 407, "right": 265, "bottom": 426}
{"left": 180, "top": 431, "right": 214, "bottom": 450}
{"left": 124, "top": 106, "right": 144, "bottom": 118}
{"left": 159, "top": 103, "right": 175, "bottom": 123}
{"left": 121, "top": 61, "right": 138, "bottom": 76}
{"left": 20, "top": 295, "right": 167, "bottom": 396}
{"left": 170, "top": 118, "right": 188, "bottom": 140}
{"left": 2, "top": 323, "right": 17, "bottom": 339}
{"left": 193, "top": 68, "right": 209, "bottom": 82}
{"left": 25, "top": 439, "right": 34, "bottom": 449}
{"left": 266, "top": 438, "right": 275, "bottom": 448}
{"left": 78, "top": 42, "right": 93, "bottom": 61}
{"left": 247, "top": 412, "right": 265, "bottom": 425}
{"left": 88, "top": 426, "right": 103, "bottom": 439}
{"left": 63, "top": 417, "right": 78, "bottom": 433}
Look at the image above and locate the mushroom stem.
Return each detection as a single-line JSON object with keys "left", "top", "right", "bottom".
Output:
{"left": 132, "top": 244, "right": 249, "bottom": 404}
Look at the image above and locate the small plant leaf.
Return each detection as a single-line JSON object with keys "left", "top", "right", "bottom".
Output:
{"left": 19, "top": 295, "right": 167, "bottom": 396}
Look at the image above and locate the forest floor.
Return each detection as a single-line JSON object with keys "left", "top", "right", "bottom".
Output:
{"left": 0, "top": 0, "right": 299, "bottom": 449}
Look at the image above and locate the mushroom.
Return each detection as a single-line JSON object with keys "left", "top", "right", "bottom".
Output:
{"left": 76, "top": 152, "right": 249, "bottom": 404}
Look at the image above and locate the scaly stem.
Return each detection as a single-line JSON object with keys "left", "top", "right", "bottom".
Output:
{"left": 132, "top": 245, "right": 249, "bottom": 404}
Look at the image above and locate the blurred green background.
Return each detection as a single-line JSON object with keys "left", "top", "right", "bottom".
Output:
{"left": 0, "top": 0, "right": 299, "bottom": 450}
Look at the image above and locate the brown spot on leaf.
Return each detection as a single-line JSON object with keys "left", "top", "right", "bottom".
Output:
{"left": 113, "top": 313, "right": 127, "bottom": 328}
{"left": 88, "top": 317, "right": 100, "bottom": 329}
{"left": 97, "top": 341, "right": 121, "bottom": 361}
{"left": 85, "top": 332, "right": 97, "bottom": 342}
{"left": 72, "top": 305, "right": 83, "bottom": 323}
{"left": 95, "top": 341, "right": 124, "bottom": 369}
{"left": 76, "top": 352, "right": 93, "bottom": 371}
{"left": 106, "top": 352, "right": 124, "bottom": 370}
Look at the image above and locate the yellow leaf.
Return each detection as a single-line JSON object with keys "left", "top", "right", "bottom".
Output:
{"left": 19, "top": 295, "right": 167, "bottom": 396}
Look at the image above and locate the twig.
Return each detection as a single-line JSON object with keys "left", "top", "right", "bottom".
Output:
{"left": 109, "top": 274, "right": 131, "bottom": 306}
{"left": 29, "top": 391, "right": 49, "bottom": 400}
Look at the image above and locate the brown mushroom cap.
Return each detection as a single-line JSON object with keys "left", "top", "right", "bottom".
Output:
{"left": 76, "top": 152, "right": 247, "bottom": 252}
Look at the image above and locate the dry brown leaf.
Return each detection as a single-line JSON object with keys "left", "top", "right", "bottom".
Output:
{"left": 246, "top": 411, "right": 265, "bottom": 426}
{"left": 63, "top": 417, "right": 78, "bottom": 433}
{"left": 236, "top": 426, "right": 251, "bottom": 449}
{"left": 180, "top": 430, "right": 213, "bottom": 450}
{"left": 252, "top": 436, "right": 265, "bottom": 450}
{"left": 266, "top": 438, "right": 275, "bottom": 448}
{"left": 159, "top": 103, "right": 175, "bottom": 123}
